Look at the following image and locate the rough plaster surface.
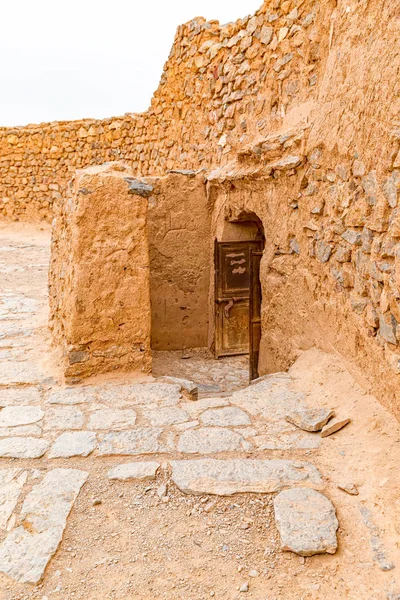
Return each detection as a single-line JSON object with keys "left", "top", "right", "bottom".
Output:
{"left": 147, "top": 173, "right": 212, "bottom": 350}
{"left": 48, "top": 162, "right": 152, "bottom": 379}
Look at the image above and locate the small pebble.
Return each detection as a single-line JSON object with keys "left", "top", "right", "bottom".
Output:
{"left": 92, "top": 498, "right": 102, "bottom": 506}
{"left": 240, "top": 582, "right": 249, "bottom": 593}
{"left": 157, "top": 484, "right": 167, "bottom": 498}
{"left": 338, "top": 482, "right": 359, "bottom": 496}
{"left": 249, "top": 569, "right": 259, "bottom": 578}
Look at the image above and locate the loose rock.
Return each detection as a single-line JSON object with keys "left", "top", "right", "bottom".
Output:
{"left": 274, "top": 488, "right": 338, "bottom": 556}
{"left": 285, "top": 407, "right": 335, "bottom": 432}
{"left": 321, "top": 417, "right": 351, "bottom": 437}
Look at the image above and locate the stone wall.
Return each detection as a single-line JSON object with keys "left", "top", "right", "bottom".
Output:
{"left": 49, "top": 162, "right": 152, "bottom": 380}
{"left": 0, "top": 0, "right": 325, "bottom": 221}
{"left": 206, "top": 0, "right": 400, "bottom": 419}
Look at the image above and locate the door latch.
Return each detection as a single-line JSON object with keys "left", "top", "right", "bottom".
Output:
{"left": 224, "top": 298, "right": 234, "bottom": 319}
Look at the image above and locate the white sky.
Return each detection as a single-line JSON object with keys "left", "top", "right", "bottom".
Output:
{"left": 1, "top": 0, "right": 262, "bottom": 127}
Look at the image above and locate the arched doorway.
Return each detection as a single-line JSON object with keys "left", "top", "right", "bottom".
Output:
{"left": 214, "top": 211, "right": 265, "bottom": 381}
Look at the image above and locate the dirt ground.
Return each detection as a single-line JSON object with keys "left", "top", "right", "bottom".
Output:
{"left": 0, "top": 222, "right": 400, "bottom": 600}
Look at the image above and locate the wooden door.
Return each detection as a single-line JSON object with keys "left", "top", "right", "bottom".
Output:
{"left": 214, "top": 240, "right": 263, "bottom": 358}
{"left": 249, "top": 250, "right": 263, "bottom": 381}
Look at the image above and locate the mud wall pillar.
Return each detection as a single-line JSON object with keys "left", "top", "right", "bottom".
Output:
{"left": 49, "top": 162, "right": 152, "bottom": 380}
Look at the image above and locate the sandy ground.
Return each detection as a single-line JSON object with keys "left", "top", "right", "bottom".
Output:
{"left": 0, "top": 222, "right": 400, "bottom": 600}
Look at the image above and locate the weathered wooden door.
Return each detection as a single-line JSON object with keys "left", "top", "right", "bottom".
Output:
{"left": 249, "top": 250, "right": 263, "bottom": 381}
{"left": 214, "top": 240, "right": 263, "bottom": 358}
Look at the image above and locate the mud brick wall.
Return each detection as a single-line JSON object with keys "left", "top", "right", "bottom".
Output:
{"left": 147, "top": 172, "right": 212, "bottom": 351}
{"left": 49, "top": 162, "right": 152, "bottom": 380}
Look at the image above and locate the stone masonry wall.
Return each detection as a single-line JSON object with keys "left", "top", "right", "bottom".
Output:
{"left": 206, "top": 0, "right": 400, "bottom": 418}
{"left": 0, "top": 0, "right": 325, "bottom": 221}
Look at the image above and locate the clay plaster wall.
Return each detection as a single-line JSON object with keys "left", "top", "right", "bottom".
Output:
{"left": 49, "top": 162, "right": 152, "bottom": 380}
{"left": 147, "top": 172, "right": 212, "bottom": 350}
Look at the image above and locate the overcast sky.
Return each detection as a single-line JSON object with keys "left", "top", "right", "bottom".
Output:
{"left": 1, "top": 0, "right": 261, "bottom": 127}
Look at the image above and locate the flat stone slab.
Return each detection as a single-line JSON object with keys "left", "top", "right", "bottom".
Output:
{"left": 0, "top": 438, "right": 49, "bottom": 459}
{"left": 0, "top": 361, "right": 45, "bottom": 386}
{"left": 0, "top": 469, "right": 28, "bottom": 530}
{"left": 96, "top": 383, "right": 182, "bottom": 406}
{"left": 48, "top": 387, "right": 97, "bottom": 405}
{"left": 249, "top": 432, "right": 321, "bottom": 451}
{"left": 231, "top": 380, "right": 305, "bottom": 420}
{"left": 200, "top": 407, "right": 251, "bottom": 427}
{"left": 142, "top": 407, "right": 190, "bottom": 426}
{"left": 181, "top": 398, "right": 230, "bottom": 418}
{"left": 0, "top": 387, "right": 42, "bottom": 407}
{"left": 107, "top": 461, "right": 160, "bottom": 481}
{"left": 0, "top": 425, "right": 42, "bottom": 437}
{"left": 0, "top": 406, "right": 44, "bottom": 428}
{"left": 274, "top": 488, "right": 338, "bottom": 556}
{"left": 88, "top": 409, "right": 137, "bottom": 430}
{"left": 178, "top": 428, "right": 250, "bottom": 454}
{"left": 98, "top": 428, "right": 164, "bottom": 456}
{"left": 285, "top": 408, "right": 335, "bottom": 432}
{"left": 321, "top": 417, "right": 351, "bottom": 437}
{"left": 44, "top": 406, "right": 84, "bottom": 431}
{"left": 49, "top": 432, "right": 97, "bottom": 458}
{"left": 158, "top": 376, "right": 198, "bottom": 400}
{"left": 0, "top": 468, "right": 88, "bottom": 583}
{"left": 170, "top": 459, "right": 322, "bottom": 495}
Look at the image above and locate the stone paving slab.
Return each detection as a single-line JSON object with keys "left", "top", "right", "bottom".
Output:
{"left": 285, "top": 408, "right": 335, "bottom": 432}
{"left": 181, "top": 398, "right": 230, "bottom": 418}
{"left": 0, "top": 425, "right": 42, "bottom": 437}
{"left": 107, "top": 461, "right": 160, "bottom": 481}
{"left": 0, "top": 406, "right": 44, "bottom": 427}
{"left": 0, "top": 387, "right": 42, "bottom": 407}
{"left": 0, "top": 437, "right": 49, "bottom": 459}
{"left": 0, "top": 362, "right": 46, "bottom": 386}
{"left": 274, "top": 488, "right": 338, "bottom": 556}
{"left": 177, "top": 427, "right": 251, "bottom": 454}
{"left": 98, "top": 428, "right": 164, "bottom": 456}
{"left": 95, "top": 383, "right": 182, "bottom": 406}
{"left": 48, "top": 387, "right": 98, "bottom": 405}
{"left": 142, "top": 407, "right": 190, "bottom": 426}
{"left": 0, "top": 469, "right": 28, "bottom": 530}
{"left": 0, "top": 468, "right": 88, "bottom": 583}
{"left": 44, "top": 407, "right": 85, "bottom": 431}
{"left": 200, "top": 406, "right": 251, "bottom": 427}
{"left": 49, "top": 432, "right": 97, "bottom": 458}
{"left": 88, "top": 408, "right": 137, "bottom": 430}
{"left": 170, "top": 459, "right": 322, "bottom": 496}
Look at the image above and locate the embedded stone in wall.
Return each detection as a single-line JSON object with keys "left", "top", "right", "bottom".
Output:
{"left": 49, "top": 162, "right": 152, "bottom": 380}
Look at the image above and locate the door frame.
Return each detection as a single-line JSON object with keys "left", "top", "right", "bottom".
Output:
{"left": 249, "top": 250, "right": 263, "bottom": 381}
